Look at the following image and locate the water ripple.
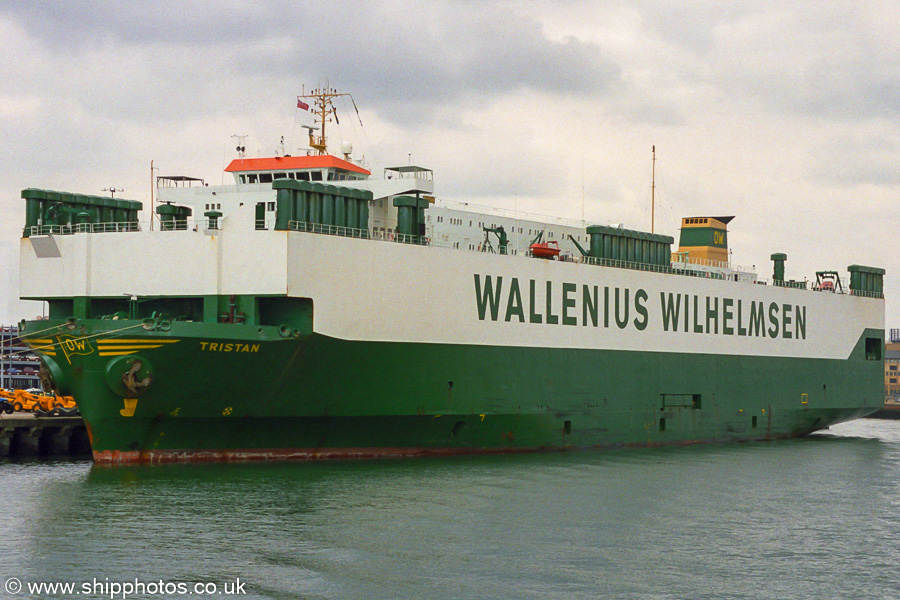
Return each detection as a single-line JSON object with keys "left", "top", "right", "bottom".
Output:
{"left": 1, "top": 420, "right": 899, "bottom": 599}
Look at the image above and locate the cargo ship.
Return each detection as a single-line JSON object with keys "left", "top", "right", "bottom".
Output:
{"left": 17, "top": 88, "right": 886, "bottom": 463}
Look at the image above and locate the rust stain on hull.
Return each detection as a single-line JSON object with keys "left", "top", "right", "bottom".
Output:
{"left": 91, "top": 430, "right": 811, "bottom": 465}
{"left": 92, "top": 446, "right": 553, "bottom": 465}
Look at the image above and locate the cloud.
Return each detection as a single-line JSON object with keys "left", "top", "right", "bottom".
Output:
{"left": 700, "top": 3, "right": 900, "bottom": 121}
{"left": 807, "top": 128, "right": 900, "bottom": 187}
{"left": 1, "top": 1, "right": 265, "bottom": 48}
{"left": 3, "top": 1, "right": 620, "bottom": 115}
{"left": 2, "top": 0, "right": 900, "bottom": 326}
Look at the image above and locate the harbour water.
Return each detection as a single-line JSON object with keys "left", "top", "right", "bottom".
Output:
{"left": 2, "top": 419, "right": 900, "bottom": 599}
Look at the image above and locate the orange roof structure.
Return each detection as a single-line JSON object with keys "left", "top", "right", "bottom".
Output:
{"left": 224, "top": 155, "right": 371, "bottom": 176}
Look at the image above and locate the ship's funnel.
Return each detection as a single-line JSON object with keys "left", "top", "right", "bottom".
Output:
{"left": 677, "top": 216, "right": 733, "bottom": 264}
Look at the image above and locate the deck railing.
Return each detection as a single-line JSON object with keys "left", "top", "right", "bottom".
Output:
{"left": 849, "top": 289, "right": 885, "bottom": 299}
{"left": 670, "top": 255, "right": 755, "bottom": 276}
{"left": 28, "top": 219, "right": 228, "bottom": 235}
{"left": 287, "top": 221, "right": 429, "bottom": 245}
{"left": 26, "top": 217, "right": 882, "bottom": 299}
{"left": 773, "top": 279, "right": 808, "bottom": 290}
{"left": 28, "top": 221, "right": 141, "bottom": 236}
{"left": 582, "top": 256, "right": 674, "bottom": 275}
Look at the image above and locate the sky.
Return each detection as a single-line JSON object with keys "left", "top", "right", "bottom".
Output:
{"left": 1, "top": 1, "right": 899, "bottom": 326}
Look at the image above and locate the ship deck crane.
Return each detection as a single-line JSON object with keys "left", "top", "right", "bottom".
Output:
{"left": 481, "top": 226, "right": 509, "bottom": 255}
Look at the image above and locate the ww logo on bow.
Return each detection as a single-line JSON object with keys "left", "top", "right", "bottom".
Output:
{"left": 56, "top": 335, "right": 96, "bottom": 364}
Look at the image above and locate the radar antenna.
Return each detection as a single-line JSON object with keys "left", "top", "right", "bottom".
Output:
{"left": 298, "top": 86, "right": 352, "bottom": 155}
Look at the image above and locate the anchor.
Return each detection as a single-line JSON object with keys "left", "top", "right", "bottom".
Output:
{"left": 122, "top": 360, "right": 152, "bottom": 397}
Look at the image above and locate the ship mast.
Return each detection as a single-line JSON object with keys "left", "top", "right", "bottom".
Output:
{"left": 651, "top": 145, "right": 656, "bottom": 234}
{"left": 299, "top": 86, "right": 350, "bottom": 155}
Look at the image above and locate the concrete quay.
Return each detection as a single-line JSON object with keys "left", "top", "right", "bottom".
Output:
{"left": 0, "top": 413, "right": 90, "bottom": 458}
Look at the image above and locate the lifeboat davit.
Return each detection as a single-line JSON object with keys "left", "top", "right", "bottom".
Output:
{"left": 530, "top": 241, "right": 561, "bottom": 259}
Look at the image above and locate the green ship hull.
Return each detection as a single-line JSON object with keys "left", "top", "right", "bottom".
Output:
{"left": 21, "top": 318, "right": 883, "bottom": 464}
{"left": 16, "top": 163, "right": 887, "bottom": 464}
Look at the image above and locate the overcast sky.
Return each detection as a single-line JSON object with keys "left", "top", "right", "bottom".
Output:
{"left": 2, "top": 1, "right": 899, "bottom": 326}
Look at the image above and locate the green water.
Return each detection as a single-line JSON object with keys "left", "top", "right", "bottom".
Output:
{"left": 2, "top": 419, "right": 899, "bottom": 599}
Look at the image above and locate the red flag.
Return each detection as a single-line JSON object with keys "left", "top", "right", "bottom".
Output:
{"left": 297, "top": 99, "right": 309, "bottom": 110}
